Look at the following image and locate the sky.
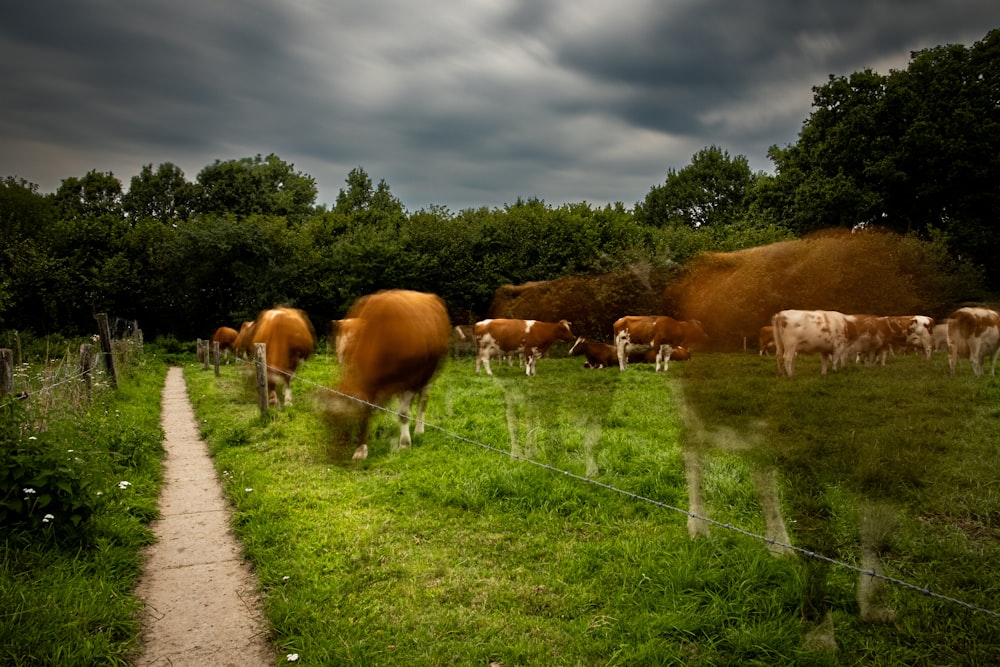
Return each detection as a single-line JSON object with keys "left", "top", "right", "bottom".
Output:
{"left": 1, "top": 1, "right": 996, "bottom": 212}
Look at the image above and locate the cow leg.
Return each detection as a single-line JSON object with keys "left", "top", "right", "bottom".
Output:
{"left": 476, "top": 343, "right": 494, "bottom": 375}
{"left": 414, "top": 385, "right": 431, "bottom": 435}
{"left": 655, "top": 344, "right": 674, "bottom": 372}
{"left": 397, "top": 390, "right": 416, "bottom": 450}
{"left": 615, "top": 332, "right": 630, "bottom": 371}
{"left": 352, "top": 406, "right": 373, "bottom": 461}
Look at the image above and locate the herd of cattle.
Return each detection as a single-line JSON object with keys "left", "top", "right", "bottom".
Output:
{"left": 206, "top": 292, "right": 1000, "bottom": 458}
{"left": 764, "top": 307, "right": 1000, "bottom": 378}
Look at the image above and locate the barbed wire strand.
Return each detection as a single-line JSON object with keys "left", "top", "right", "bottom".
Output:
{"left": 233, "top": 357, "right": 1000, "bottom": 621}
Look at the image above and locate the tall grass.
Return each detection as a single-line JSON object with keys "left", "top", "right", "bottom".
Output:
{"left": 0, "top": 354, "right": 167, "bottom": 666}
{"left": 187, "top": 349, "right": 1000, "bottom": 665}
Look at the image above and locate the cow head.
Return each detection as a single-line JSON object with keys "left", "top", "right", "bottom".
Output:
{"left": 557, "top": 319, "right": 576, "bottom": 341}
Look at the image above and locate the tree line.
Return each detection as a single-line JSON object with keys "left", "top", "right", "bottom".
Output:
{"left": 1, "top": 29, "right": 997, "bottom": 343}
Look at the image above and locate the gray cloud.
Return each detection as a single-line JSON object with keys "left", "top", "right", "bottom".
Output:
{"left": 0, "top": 0, "right": 995, "bottom": 210}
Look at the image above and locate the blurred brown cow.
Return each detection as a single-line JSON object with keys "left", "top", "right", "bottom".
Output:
{"left": 251, "top": 307, "right": 315, "bottom": 407}
{"left": 330, "top": 290, "right": 451, "bottom": 460}
{"left": 209, "top": 326, "right": 239, "bottom": 364}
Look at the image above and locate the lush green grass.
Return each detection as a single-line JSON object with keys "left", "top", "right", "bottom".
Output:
{"left": 185, "top": 349, "right": 1000, "bottom": 665}
{"left": 0, "top": 356, "right": 167, "bottom": 665}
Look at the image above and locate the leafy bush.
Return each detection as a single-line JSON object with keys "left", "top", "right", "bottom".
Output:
{"left": 0, "top": 399, "right": 99, "bottom": 542}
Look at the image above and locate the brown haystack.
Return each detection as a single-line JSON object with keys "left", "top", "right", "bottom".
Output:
{"left": 663, "top": 229, "right": 949, "bottom": 350}
{"left": 486, "top": 265, "right": 674, "bottom": 341}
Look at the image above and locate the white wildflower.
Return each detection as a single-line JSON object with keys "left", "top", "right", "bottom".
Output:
{"left": 42, "top": 514, "right": 54, "bottom": 523}
{"left": 118, "top": 480, "right": 131, "bottom": 489}
{"left": 23, "top": 487, "right": 36, "bottom": 495}
{"left": 286, "top": 654, "right": 299, "bottom": 662}
{"left": 245, "top": 488, "right": 253, "bottom": 493}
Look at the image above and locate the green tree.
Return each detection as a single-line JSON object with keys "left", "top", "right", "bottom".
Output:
{"left": 766, "top": 28, "right": 1000, "bottom": 286}
{"left": 334, "top": 167, "right": 406, "bottom": 226}
{"left": 639, "top": 146, "right": 755, "bottom": 228}
{"left": 196, "top": 154, "right": 317, "bottom": 222}
{"left": 51, "top": 170, "right": 124, "bottom": 221}
{"left": 123, "top": 162, "right": 198, "bottom": 223}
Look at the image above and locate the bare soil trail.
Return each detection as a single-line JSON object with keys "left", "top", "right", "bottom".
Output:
{"left": 133, "top": 367, "right": 274, "bottom": 666}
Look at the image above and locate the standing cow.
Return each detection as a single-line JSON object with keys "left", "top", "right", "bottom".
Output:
{"left": 613, "top": 315, "right": 706, "bottom": 372}
{"left": 474, "top": 318, "right": 575, "bottom": 376}
{"left": 209, "top": 326, "right": 239, "bottom": 364}
{"left": 331, "top": 290, "right": 451, "bottom": 460}
{"left": 772, "top": 309, "right": 850, "bottom": 377}
{"left": 250, "top": 307, "right": 315, "bottom": 407}
{"left": 947, "top": 307, "right": 1000, "bottom": 377}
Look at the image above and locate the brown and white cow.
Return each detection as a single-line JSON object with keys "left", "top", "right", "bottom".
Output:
{"left": 329, "top": 317, "right": 361, "bottom": 364}
{"left": 474, "top": 318, "right": 575, "bottom": 376}
{"left": 871, "top": 315, "right": 935, "bottom": 363}
{"left": 568, "top": 337, "right": 618, "bottom": 369}
{"left": 759, "top": 325, "right": 775, "bottom": 356}
{"left": 613, "top": 315, "right": 706, "bottom": 372}
{"left": 772, "top": 309, "right": 850, "bottom": 377}
{"left": 947, "top": 307, "right": 1000, "bottom": 377}
{"left": 250, "top": 307, "right": 315, "bottom": 407}
{"left": 209, "top": 326, "right": 239, "bottom": 363}
{"left": 331, "top": 290, "right": 451, "bottom": 460}
{"left": 843, "top": 314, "right": 886, "bottom": 366}
{"left": 232, "top": 320, "right": 256, "bottom": 359}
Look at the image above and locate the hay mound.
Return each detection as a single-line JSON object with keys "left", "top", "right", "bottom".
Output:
{"left": 486, "top": 265, "right": 673, "bottom": 341}
{"left": 663, "top": 229, "right": 947, "bottom": 350}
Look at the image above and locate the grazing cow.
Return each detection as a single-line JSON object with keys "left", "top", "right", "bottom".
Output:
{"left": 475, "top": 318, "right": 575, "bottom": 376}
{"left": 772, "top": 309, "right": 850, "bottom": 377}
{"left": 844, "top": 314, "right": 886, "bottom": 366}
{"left": 331, "top": 290, "right": 451, "bottom": 460}
{"left": 209, "top": 326, "right": 239, "bottom": 363}
{"left": 845, "top": 315, "right": 936, "bottom": 365}
{"left": 759, "top": 326, "right": 775, "bottom": 356}
{"left": 947, "top": 307, "right": 1000, "bottom": 377}
{"left": 568, "top": 337, "right": 618, "bottom": 369}
{"left": 251, "top": 307, "right": 315, "bottom": 407}
{"left": 232, "top": 320, "right": 256, "bottom": 359}
{"left": 613, "top": 315, "right": 707, "bottom": 372}
{"left": 329, "top": 318, "right": 362, "bottom": 364}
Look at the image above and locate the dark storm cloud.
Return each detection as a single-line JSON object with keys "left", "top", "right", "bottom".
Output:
{"left": 0, "top": 0, "right": 996, "bottom": 210}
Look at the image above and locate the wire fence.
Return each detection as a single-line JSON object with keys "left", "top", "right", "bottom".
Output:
{"left": 236, "top": 356, "right": 1000, "bottom": 623}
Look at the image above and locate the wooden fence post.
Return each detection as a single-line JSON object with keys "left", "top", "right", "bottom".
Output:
{"left": 213, "top": 341, "right": 221, "bottom": 376}
{"left": 0, "top": 348, "right": 13, "bottom": 397}
{"left": 80, "top": 343, "right": 93, "bottom": 396}
{"left": 94, "top": 313, "right": 117, "bottom": 389}
{"left": 254, "top": 343, "right": 269, "bottom": 415}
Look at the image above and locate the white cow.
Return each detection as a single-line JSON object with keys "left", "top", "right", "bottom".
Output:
{"left": 772, "top": 309, "right": 850, "bottom": 377}
{"left": 904, "top": 315, "right": 936, "bottom": 361}
{"left": 947, "top": 307, "right": 1000, "bottom": 377}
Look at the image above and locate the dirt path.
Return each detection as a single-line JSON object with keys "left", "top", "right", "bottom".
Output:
{"left": 133, "top": 367, "right": 274, "bottom": 666}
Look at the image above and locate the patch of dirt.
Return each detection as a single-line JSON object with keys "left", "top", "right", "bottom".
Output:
{"left": 133, "top": 367, "right": 273, "bottom": 666}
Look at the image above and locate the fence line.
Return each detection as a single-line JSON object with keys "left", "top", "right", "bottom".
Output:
{"left": 232, "top": 356, "right": 1000, "bottom": 622}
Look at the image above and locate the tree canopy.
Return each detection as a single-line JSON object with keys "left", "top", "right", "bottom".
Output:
{"left": 1, "top": 28, "right": 998, "bottom": 339}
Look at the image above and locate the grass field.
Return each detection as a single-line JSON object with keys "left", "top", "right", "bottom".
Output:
{"left": 185, "top": 347, "right": 1000, "bottom": 666}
